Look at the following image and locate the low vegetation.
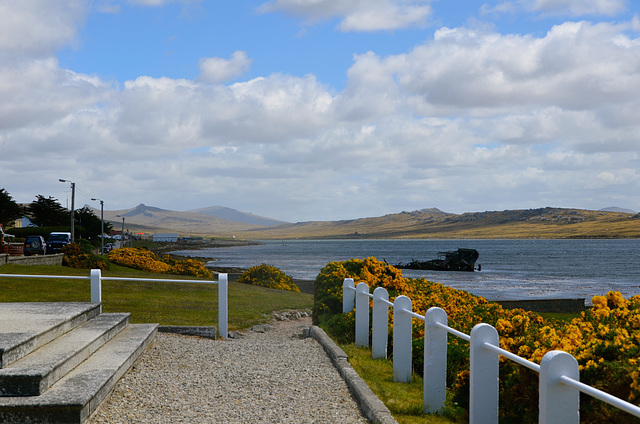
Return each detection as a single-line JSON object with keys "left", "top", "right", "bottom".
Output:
{"left": 237, "top": 264, "right": 300, "bottom": 292}
{"left": 0, "top": 263, "right": 312, "bottom": 330}
{"left": 314, "top": 257, "right": 640, "bottom": 424}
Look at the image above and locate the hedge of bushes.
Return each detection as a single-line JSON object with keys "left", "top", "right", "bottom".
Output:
{"left": 106, "top": 247, "right": 214, "bottom": 278}
{"left": 314, "top": 256, "right": 640, "bottom": 424}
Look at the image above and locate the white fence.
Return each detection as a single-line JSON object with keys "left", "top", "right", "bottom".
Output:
{"left": 0, "top": 270, "right": 228, "bottom": 339}
{"left": 342, "top": 278, "right": 640, "bottom": 423}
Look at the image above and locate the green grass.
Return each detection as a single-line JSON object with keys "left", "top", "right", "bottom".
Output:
{"left": 340, "top": 343, "right": 466, "bottom": 424}
{"left": 0, "top": 264, "right": 312, "bottom": 330}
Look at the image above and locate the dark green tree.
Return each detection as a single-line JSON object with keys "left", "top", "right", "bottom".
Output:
{"left": 27, "top": 195, "right": 70, "bottom": 227}
{"left": 0, "top": 189, "right": 23, "bottom": 227}
{"left": 74, "top": 206, "right": 112, "bottom": 241}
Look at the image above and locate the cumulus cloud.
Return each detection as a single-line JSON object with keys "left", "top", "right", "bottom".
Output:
{"left": 198, "top": 51, "right": 253, "bottom": 84}
{"left": 259, "top": 0, "right": 432, "bottom": 31}
{"left": 0, "top": 0, "right": 87, "bottom": 56}
{"left": 344, "top": 21, "right": 640, "bottom": 118}
{"left": 2, "top": 2, "right": 640, "bottom": 220}
{"left": 483, "top": 0, "right": 628, "bottom": 17}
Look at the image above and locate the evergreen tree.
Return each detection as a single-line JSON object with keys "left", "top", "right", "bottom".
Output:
{"left": 27, "top": 195, "right": 70, "bottom": 227}
{"left": 74, "top": 206, "right": 113, "bottom": 241}
{"left": 0, "top": 189, "right": 23, "bottom": 227}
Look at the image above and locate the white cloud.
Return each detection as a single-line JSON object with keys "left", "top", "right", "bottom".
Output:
{"left": 527, "top": 0, "right": 628, "bottom": 16}
{"left": 2, "top": 2, "right": 640, "bottom": 220}
{"left": 0, "top": 0, "right": 87, "bottom": 56}
{"left": 198, "top": 51, "right": 253, "bottom": 84}
{"left": 483, "top": 0, "right": 628, "bottom": 17}
{"left": 259, "top": 0, "right": 432, "bottom": 31}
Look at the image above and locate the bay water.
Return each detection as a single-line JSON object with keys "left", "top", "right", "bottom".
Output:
{"left": 173, "top": 239, "right": 640, "bottom": 303}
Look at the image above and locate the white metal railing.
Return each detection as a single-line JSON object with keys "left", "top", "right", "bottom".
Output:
{"left": 342, "top": 278, "right": 640, "bottom": 423}
{"left": 0, "top": 270, "right": 228, "bottom": 339}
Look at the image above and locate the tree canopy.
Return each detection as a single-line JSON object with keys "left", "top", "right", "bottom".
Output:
{"left": 74, "top": 206, "right": 113, "bottom": 241}
{"left": 27, "top": 195, "right": 70, "bottom": 227}
{"left": 0, "top": 189, "right": 23, "bottom": 227}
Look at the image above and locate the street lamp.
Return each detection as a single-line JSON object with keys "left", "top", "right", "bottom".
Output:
{"left": 116, "top": 215, "right": 125, "bottom": 248}
{"left": 59, "top": 179, "right": 75, "bottom": 243}
{"left": 91, "top": 198, "right": 104, "bottom": 254}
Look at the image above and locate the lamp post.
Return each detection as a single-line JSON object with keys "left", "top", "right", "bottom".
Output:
{"left": 116, "top": 215, "right": 125, "bottom": 248}
{"left": 59, "top": 179, "right": 75, "bottom": 243}
{"left": 91, "top": 198, "right": 104, "bottom": 254}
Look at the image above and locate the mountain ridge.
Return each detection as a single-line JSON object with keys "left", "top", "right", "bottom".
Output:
{"left": 94, "top": 204, "right": 640, "bottom": 239}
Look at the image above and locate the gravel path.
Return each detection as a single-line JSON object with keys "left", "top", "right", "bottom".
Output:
{"left": 89, "top": 317, "right": 370, "bottom": 423}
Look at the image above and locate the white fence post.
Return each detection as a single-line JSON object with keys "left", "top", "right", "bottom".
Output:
{"left": 470, "top": 323, "right": 499, "bottom": 424}
{"left": 90, "top": 269, "right": 102, "bottom": 312}
{"left": 393, "top": 295, "right": 413, "bottom": 383}
{"left": 218, "top": 273, "right": 228, "bottom": 339}
{"left": 372, "top": 287, "right": 389, "bottom": 359}
{"left": 540, "top": 350, "right": 580, "bottom": 424}
{"left": 343, "top": 278, "right": 355, "bottom": 313}
{"left": 355, "top": 282, "right": 370, "bottom": 348}
{"left": 424, "top": 307, "right": 448, "bottom": 413}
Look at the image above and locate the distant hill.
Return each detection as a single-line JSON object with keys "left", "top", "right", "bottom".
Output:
{"left": 188, "top": 206, "right": 287, "bottom": 226}
{"left": 94, "top": 204, "right": 640, "bottom": 239}
{"left": 237, "top": 207, "right": 640, "bottom": 239}
{"left": 600, "top": 206, "right": 637, "bottom": 214}
{"left": 100, "top": 204, "right": 272, "bottom": 236}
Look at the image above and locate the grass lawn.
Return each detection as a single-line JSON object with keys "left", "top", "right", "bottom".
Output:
{"left": 0, "top": 264, "right": 313, "bottom": 330}
{"left": 340, "top": 343, "right": 466, "bottom": 424}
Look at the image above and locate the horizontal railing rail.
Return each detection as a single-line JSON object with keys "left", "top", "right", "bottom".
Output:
{"left": 342, "top": 278, "right": 640, "bottom": 423}
{"left": 0, "top": 270, "right": 228, "bottom": 339}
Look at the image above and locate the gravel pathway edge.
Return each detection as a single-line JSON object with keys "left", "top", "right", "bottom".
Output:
{"left": 307, "top": 326, "right": 398, "bottom": 424}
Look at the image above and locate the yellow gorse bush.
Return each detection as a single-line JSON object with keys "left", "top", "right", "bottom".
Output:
{"left": 237, "top": 264, "right": 300, "bottom": 292}
{"left": 108, "top": 247, "right": 213, "bottom": 278}
{"left": 315, "top": 257, "right": 640, "bottom": 424}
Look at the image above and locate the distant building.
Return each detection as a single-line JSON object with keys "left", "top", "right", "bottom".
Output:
{"left": 153, "top": 233, "right": 178, "bottom": 242}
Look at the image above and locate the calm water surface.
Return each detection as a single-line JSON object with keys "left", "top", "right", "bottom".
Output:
{"left": 173, "top": 239, "right": 640, "bottom": 302}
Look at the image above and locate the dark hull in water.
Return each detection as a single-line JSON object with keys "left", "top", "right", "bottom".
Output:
{"left": 393, "top": 248, "right": 479, "bottom": 272}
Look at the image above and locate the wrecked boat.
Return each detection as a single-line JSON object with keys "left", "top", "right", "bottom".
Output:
{"left": 393, "top": 248, "right": 479, "bottom": 272}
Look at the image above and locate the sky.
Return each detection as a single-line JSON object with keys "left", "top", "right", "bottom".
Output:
{"left": 1, "top": 0, "right": 640, "bottom": 223}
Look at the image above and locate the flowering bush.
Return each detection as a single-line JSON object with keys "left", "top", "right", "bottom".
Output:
{"left": 62, "top": 243, "right": 109, "bottom": 270}
{"left": 108, "top": 248, "right": 213, "bottom": 278}
{"left": 237, "top": 264, "right": 299, "bottom": 292}
{"left": 314, "top": 257, "right": 640, "bottom": 424}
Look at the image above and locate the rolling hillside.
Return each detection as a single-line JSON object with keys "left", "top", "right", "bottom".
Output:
{"left": 237, "top": 207, "right": 640, "bottom": 239}
{"left": 96, "top": 204, "right": 640, "bottom": 239}
{"left": 100, "top": 204, "right": 272, "bottom": 236}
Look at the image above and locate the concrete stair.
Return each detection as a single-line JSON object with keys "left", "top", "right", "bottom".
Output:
{"left": 0, "top": 303, "right": 157, "bottom": 423}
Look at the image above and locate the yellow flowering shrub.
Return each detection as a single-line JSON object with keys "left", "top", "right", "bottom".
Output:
{"left": 62, "top": 243, "right": 109, "bottom": 270}
{"left": 315, "top": 257, "right": 640, "bottom": 424}
{"left": 237, "top": 264, "right": 299, "bottom": 292}
{"left": 108, "top": 248, "right": 213, "bottom": 278}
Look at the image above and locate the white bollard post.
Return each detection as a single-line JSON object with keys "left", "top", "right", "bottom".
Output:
{"left": 372, "top": 287, "right": 389, "bottom": 359}
{"left": 424, "top": 307, "right": 448, "bottom": 413}
{"left": 393, "top": 295, "right": 412, "bottom": 383}
{"left": 470, "top": 323, "right": 499, "bottom": 424}
{"left": 218, "top": 273, "right": 228, "bottom": 339}
{"left": 343, "top": 278, "right": 355, "bottom": 313}
{"left": 355, "top": 282, "right": 370, "bottom": 348}
{"left": 540, "top": 350, "right": 579, "bottom": 424}
{"left": 90, "top": 269, "right": 102, "bottom": 312}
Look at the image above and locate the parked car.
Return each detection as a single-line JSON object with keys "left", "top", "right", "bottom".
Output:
{"left": 24, "top": 235, "right": 46, "bottom": 256}
{"left": 48, "top": 232, "right": 71, "bottom": 253}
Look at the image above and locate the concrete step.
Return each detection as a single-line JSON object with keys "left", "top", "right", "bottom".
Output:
{"left": 0, "top": 313, "right": 131, "bottom": 396}
{"left": 0, "top": 303, "right": 101, "bottom": 369}
{"left": 0, "top": 323, "right": 158, "bottom": 424}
